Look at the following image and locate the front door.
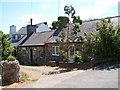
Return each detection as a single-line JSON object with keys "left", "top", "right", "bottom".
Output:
{"left": 69, "top": 45, "right": 75, "bottom": 57}
{"left": 29, "top": 48, "right": 33, "bottom": 65}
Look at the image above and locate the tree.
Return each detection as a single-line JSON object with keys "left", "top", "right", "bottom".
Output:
{"left": 96, "top": 18, "right": 120, "bottom": 57}
{"left": 56, "top": 5, "right": 82, "bottom": 62}
{"left": 83, "top": 18, "right": 120, "bottom": 58}
{"left": 51, "top": 16, "right": 69, "bottom": 30}
{"left": 51, "top": 21, "right": 59, "bottom": 29}
{"left": 0, "top": 31, "right": 3, "bottom": 60}
{"left": 0, "top": 31, "right": 14, "bottom": 60}
{"left": 64, "top": 5, "right": 75, "bottom": 18}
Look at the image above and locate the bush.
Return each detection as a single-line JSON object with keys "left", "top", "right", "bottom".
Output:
{"left": 60, "top": 50, "right": 69, "bottom": 62}
{"left": 73, "top": 51, "right": 83, "bottom": 63}
{"left": 83, "top": 18, "right": 120, "bottom": 58}
{"left": 20, "top": 71, "right": 29, "bottom": 82}
{"left": 7, "top": 55, "right": 16, "bottom": 61}
{"left": 2, "top": 33, "right": 14, "bottom": 60}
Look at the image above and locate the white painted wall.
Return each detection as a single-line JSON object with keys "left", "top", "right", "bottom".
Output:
{"left": 36, "top": 23, "right": 50, "bottom": 32}
{"left": 10, "top": 25, "right": 16, "bottom": 34}
{"left": 9, "top": 25, "right": 16, "bottom": 38}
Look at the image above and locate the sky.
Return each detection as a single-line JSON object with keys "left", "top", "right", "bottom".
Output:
{"left": 0, "top": 0, "right": 119, "bottom": 34}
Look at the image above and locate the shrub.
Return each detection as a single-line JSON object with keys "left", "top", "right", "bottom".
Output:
{"left": 73, "top": 51, "right": 83, "bottom": 63}
{"left": 83, "top": 18, "right": 120, "bottom": 58}
{"left": 69, "top": 56, "right": 74, "bottom": 62}
{"left": 7, "top": 55, "right": 16, "bottom": 61}
{"left": 2, "top": 33, "right": 14, "bottom": 60}
{"left": 60, "top": 50, "right": 69, "bottom": 62}
{"left": 20, "top": 71, "right": 29, "bottom": 82}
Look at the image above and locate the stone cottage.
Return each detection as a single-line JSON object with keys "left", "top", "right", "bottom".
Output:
{"left": 18, "top": 30, "right": 55, "bottom": 65}
{"left": 16, "top": 16, "right": 119, "bottom": 65}
{"left": 9, "top": 19, "right": 50, "bottom": 58}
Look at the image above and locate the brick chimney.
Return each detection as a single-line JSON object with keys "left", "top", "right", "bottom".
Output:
{"left": 27, "top": 18, "right": 37, "bottom": 37}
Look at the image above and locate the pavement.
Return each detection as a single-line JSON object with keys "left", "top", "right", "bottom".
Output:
{"left": 18, "top": 69, "right": 118, "bottom": 88}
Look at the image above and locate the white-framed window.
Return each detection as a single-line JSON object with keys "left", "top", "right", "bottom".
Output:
{"left": 69, "top": 45, "right": 75, "bottom": 57}
{"left": 52, "top": 46, "right": 59, "bottom": 56}
{"left": 22, "top": 47, "right": 26, "bottom": 51}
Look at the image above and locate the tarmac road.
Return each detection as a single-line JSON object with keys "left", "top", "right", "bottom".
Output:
{"left": 19, "top": 69, "right": 118, "bottom": 88}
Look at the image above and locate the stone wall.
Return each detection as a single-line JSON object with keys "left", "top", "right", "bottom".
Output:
{"left": 17, "top": 46, "right": 45, "bottom": 65}
{"left": 17, "top": 47, "right": 29, "bottom": 65}
{"left": 45, "top": 42, "right": 83, "bottom": 62}
{"left": 17, "top": 42, "right": 83, "bottom": 66}
{"left": 59, "top": 62, "right": 91, "bottom": 70}
{"left": 0, "top": 60, "right": 20, "bottom": 86}
{"left": 59, "top": 57, "right": 119, "bottom": 70}
{"left": 89, "top": 57, "right": 120, "bottom": 67}
{"left": 45, "top": 43, "right": 62, "bottom": 62}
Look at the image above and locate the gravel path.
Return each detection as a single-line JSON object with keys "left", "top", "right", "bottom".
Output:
{"left": 20, "top": 65, "right": 58, "bottom": 80}
{"left": 4, "top": 65, "right": 74, "bottom": 88}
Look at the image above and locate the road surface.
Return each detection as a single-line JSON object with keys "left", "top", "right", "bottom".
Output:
{"left": 19, "top": 69, "right": 118, "bottom": 88}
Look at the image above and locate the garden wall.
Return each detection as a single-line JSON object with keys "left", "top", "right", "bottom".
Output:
{"left": 90, "top": 57, "right": 119, "bottom": 67}
{"left": 58, "top": 57, "right": 119, "bottom": 70}
{"left": 59, "top": 62, "right": 91, "bottom": 70}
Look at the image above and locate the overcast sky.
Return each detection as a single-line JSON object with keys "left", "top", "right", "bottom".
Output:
{"left": 0, "top": 0, "right": 119, "bottom": 34}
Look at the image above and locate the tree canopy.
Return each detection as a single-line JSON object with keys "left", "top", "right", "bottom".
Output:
{"left": 83, "top": 18, "right": 120, "bottom": 58}
{"left": 53, "top": 5, "right": 83, "bottom": 62}
{"left": 0, "top": 31, "right": 14, "bottom": 60}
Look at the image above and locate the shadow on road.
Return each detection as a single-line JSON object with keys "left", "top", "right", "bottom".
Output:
{"left": 92, "top": 61, "right": 120, "bottom": 70}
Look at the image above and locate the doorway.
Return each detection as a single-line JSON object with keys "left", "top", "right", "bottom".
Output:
{"left": 29, "top": 48, "right": 33, "bottom": 65}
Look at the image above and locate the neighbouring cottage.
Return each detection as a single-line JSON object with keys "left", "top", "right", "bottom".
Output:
{"left": 9, "top": 19, "right": 50, "bottom": 57}
{"left": 12, "top": 16, "right": 119, "bottom": 65}
{"left": 9, "top": 19, "right": 49, "bottom": 48}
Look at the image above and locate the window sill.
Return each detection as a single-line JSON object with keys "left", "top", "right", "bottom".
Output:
{"left": 52, "top": 54, "right": 60, "bottom": 56}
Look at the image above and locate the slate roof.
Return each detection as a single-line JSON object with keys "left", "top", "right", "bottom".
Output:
{"left": 47, "top": 16, "right": 119, "bottom": 43}
{"left": 16, "top": 22, "right": 48, "bottom": 34}
{"left": 16, "top": 27, "right": 27, "bottom": 34}
{"left": 47, "top": 36, "right": 60, "bottom": 43}
{"left": 79, "top": 16, "right": 119, "bottom": 37}
{"left": 78, "top": 20, "right": 98, "bottom": 37}
{"left": 12, "top": 35, "right": 27, "bottom": 47}
{"left": 19, "top": 16, "right": 120, "bottom": 46}
{"left": 21, "top": 30, "right": 55, "bottom": 46}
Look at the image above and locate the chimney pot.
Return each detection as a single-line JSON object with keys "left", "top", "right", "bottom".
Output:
{"left": 30, "top": 18, "right": 32, "bottom": 25}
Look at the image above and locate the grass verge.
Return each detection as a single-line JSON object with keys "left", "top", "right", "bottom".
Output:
{"left": 20, "top": 71, "right": 29, "bottom": 82}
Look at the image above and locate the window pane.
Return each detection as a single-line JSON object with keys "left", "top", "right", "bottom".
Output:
{"left": 70, "top": 46, "right": 75, "bottom": 56}
{"left": 56, "top": 46, "right": 59, "bottom": 55}
{"left": 52, "top": 46, "right": 55, "bottom": 54}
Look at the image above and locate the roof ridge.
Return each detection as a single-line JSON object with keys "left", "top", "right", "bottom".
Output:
{"left": 35, "top": 22, "right": 47, "bottom": 25}
{"left": 84, "top": 16, "right": 120, "bottom": 22}
{"left": 34, "top": 30, "right": 54, "bottom": 34}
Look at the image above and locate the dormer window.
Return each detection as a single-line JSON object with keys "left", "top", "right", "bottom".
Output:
{"left": 13, "top": 35, "right": 15, "bottom": 39}
{"left": 18, "top": 35, "right": 21, "bottom": 39}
